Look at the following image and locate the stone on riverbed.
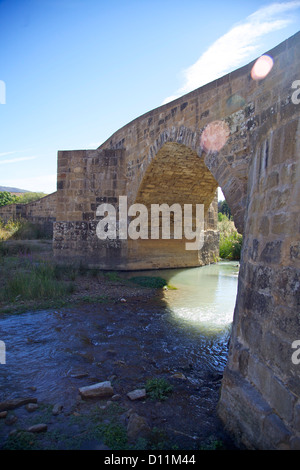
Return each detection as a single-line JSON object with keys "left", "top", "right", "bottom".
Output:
{"left": 27, "top": 424, "right": 47, "bottom": 433}
{"left": 127, "top": 413, "right": 151, "bottom": 441}
{"left": 52, "top": 403, "right": 63, "bottom": 416}
{"left": 0, "top": 397, "right": 37, "bottom": 411}
{"left": 79, "top": 381, "right": 114, "bottom": 399}
{"left": 127, "top": 389, "right": 146, "bottom": 401}
{"left": 26, "top": 403, "right": 39, "bottom": 412}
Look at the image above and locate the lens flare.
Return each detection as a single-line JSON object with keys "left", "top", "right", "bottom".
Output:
{"left": 226, "top": 94, "right": 246, "bottom": 112}
{"left": 251, "top": 55, "right": 274, "bottom": 81}
{"left": 200, "top": 120, "right": 230, "bottom": 153}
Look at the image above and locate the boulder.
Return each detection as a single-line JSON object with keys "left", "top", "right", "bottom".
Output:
{"left": 0, "top": 397, "right": 37, "bottom": 411}
{"left": 127, "top": 413, "right": 151, "bottom": 441}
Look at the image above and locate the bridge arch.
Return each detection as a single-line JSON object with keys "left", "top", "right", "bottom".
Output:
{"left": 131, "top": 122, "right": 248, "bottom": 234}
{"left": 126, "top": 140, "right": 220, "bottom": 269}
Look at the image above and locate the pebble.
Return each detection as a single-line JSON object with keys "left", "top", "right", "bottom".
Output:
{"left": 26, "top": 403, "right": 39, "bottom": 412}
{"left": 171, "top": 372, "right": 187, "bottom": 380}
{"left": 111, "top": 394, "right": 121, "bottom": 401}
{"left": 5, "top": 415, "right": 18, "bottom": 426}
{"left": 0, "top": 411, "right": 7, "bottom": 419}
{"left": 70, "top": 372, "right": 89, "bottom": 379}
{"left": 27, "top": 424, "right": 48, "bottom": 433}
{"left": 52, "top": 404, "right": 63, "bottom": 416}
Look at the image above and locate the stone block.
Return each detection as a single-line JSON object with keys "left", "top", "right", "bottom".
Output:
{"left": 262, "top": 413, "right": 291, "bottom": 449}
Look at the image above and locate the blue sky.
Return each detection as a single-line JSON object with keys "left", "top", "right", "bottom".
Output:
{"left": 0, "top": 0, "right": 299, "bottom": 195}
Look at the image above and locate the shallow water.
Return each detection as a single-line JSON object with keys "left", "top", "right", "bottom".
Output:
{"left": 124, "top": 260, "right": 239, "bottom": 371}
{"left": 0, "top": 261, "right": 239, "bottom": 449}
{"left": 136, "top": 261, "right": 239, "bottom": 332}
{"left": 0, "top": 261, "right": 239, "bottom": 405}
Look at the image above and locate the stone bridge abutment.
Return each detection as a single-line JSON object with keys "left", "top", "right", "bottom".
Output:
{"left": 53, "top": 32, "right": 300, "bottom": 449}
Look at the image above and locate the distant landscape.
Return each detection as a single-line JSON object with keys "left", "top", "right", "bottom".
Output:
{"left": 0, "top": 185, "right": 29, "bottom": 193}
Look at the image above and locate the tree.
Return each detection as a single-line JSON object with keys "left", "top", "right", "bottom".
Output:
{"left": 17, "top": 192, "right": 47, "bottom": 204}
{"left": 0, "top": 191, "right": 20, "bottom": 207}
{"left": 218, "top": 200, "right": 232, "bottom": 219}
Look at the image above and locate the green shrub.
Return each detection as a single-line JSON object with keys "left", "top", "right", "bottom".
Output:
{"left": 129, "top": 276, "right": 167, "bottom": 289}
{"left": 145, "top": 378, "right": 173, "bottom": 401}
{"left": 0, "top": 262, "right": 74, "bottom": 302}
{"left": 218, "top": 213, "right": 242, "bottom": 260}
{"left": 101, "top": 423, "right": 128, "bottom": 450}
{"left": 0, "top": 191, "right": 19, "bottom": 207}
{"left": 0, "top": 219, "right": 50, "bottom": 241}
{"left": 104, "top": 271, "right": 122, "bottom": 282}
{"left": 219, "top": 231, "right": 243, "bottom": 260}
{"left": 11, "top": 220, "right": 50, "bottom": 240}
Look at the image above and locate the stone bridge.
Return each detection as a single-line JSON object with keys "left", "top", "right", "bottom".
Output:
{"left": 53, "top": 32, "right": 300, "bottom": 449}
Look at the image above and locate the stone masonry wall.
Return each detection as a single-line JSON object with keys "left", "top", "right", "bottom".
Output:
{"left": 217, "top": 34, "right": 300, "bottom": 449}
{"left": 0, "top": 203, "right": 24, "bottom": 223}
{"left": 0, "top": 192, "right": 57, "bottom": 237}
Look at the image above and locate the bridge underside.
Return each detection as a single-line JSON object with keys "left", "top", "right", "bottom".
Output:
{"left": 53, "top": 33, "right": 300, "bottom": 449}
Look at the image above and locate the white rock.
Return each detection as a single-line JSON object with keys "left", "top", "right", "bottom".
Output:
{"left": 127, "top": 388, "right": 146, "bottom": 401}
{"left": 79, "top": 381, "right": 114, "bottom": 398}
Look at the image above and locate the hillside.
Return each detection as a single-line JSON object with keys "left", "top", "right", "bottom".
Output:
{"left": 0, "top": 186, "right": 29, "bottom": 193}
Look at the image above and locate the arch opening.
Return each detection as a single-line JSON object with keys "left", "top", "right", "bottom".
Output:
{"left": 126, "top": 141, "right": 223, "bottom": 270}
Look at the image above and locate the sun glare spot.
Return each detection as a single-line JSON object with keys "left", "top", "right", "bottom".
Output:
{"left": 200, "top": 120, "right": 230, "bottom": 153}
{"left": 251, "top": 55, "right": 274, "bottom": 81}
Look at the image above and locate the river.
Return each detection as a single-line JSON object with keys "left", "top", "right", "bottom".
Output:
{"left": 0, "top": 260, "right": 239, "bottom": 450}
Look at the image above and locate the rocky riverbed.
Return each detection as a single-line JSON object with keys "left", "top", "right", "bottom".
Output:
{"left": 0, "top": 280, "right": 237, "bottom": 451}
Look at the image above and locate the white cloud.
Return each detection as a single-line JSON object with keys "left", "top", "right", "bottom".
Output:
{"left": 0, "top": 156, "right": 37, "bottom": 165}
{"left": 0, "top": 149, "right": 32, "bottom": 158}
{"left": 163, "top": 1, "right": 300, "bottom": 104}
{"left": 0, "top": 151, "right": 17, "bottom": 158}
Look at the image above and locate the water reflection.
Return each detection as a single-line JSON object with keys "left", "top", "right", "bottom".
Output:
{"left": 127, "top": 261, "right": 239, "bottom": 335}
